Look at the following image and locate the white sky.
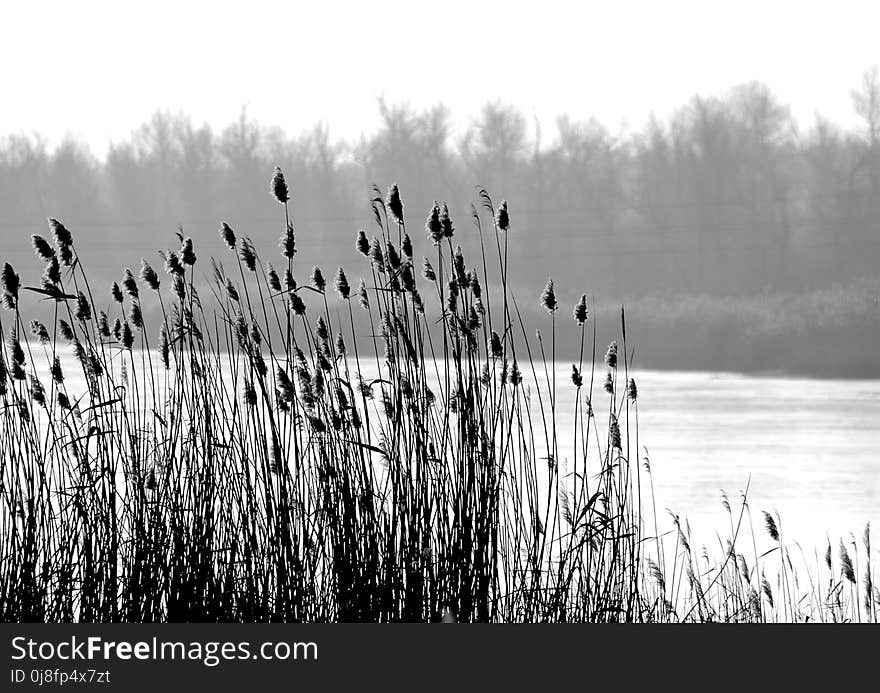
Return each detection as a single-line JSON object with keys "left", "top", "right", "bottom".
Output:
{"left": 2, "top": 0, "right": 880, "bottom": 157}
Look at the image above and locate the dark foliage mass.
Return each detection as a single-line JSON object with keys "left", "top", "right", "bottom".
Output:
{"left": 2, "top": 76, "right": 880, "bottom": 302}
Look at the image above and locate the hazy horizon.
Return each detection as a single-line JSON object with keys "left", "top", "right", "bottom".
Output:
{"left": 5, "top": 1, "right": 880, "bottom": 157}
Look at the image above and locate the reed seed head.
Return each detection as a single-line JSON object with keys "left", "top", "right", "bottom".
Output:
{"left": 281, "top": 222, "right": 296, "bottom": 259}
{"left": 610, "top": 414, "right": 622, "bottom": 450}
{"left": 121, "top": 321, "right": 134, "bottom": 349}
{"left": 356, "top": 229, "right": 370, "bottom": 256}
{"left": 31, "top": 234, "right": 55, "bottom": 261}
{"left": 605, "top": 341, "right": 618, "bottom": 369}
{"left": 490, "top": 331, "right": 503, "bottom": 358}
{"left": 129, "top": 302, "right": 143, "bottom": 329}
{"left": 510, "top": 360, "right": 522, "bottom": 387}
{"left": 59, "top": 319, "right": 75, "bottom": 342}
{"left": 440, "top": 203, "right": 454, "bottom": 239}
{"left": 763, "top": 511, "right": 779, "bottom": 542}
{"left": 840, "top": 541, "right": 856, "bottom": 583}
{"left": 426, "top": 202, "right": 443, "bottom": 245}
{"left": 181, "top": 237, "right": 197, "bottom": 266}
{"left": 271, "top": 166, "right": 290, "bottom": 204}
{"left": 289, "top": 291, "right": 306, "bottom": 316}
{"left": 541, "top": 278, "right": 557, "bottom": 313}
{"left": 49, "top": 218, "right": 74, "bottom": 265}
{"left": 267, "top": 265, "right": 282, "bottom": 293}
{"left": 30, "top": 320, "right": 50, "bottom": 344}
{"left": 239, "top": 238, "right": 257, "bottom": 272}
{"left": 50, "top": 355, "right": 63, "bottom": 383}
{"left": 357, "top": 279, "right": 369, "bottom": 311}
{"left": 220, "top": 222, "right": 237, "bottom": 249}
{"left": 159, "top": 324, "right": 170, "bottom": 369}
{"left": 122, "top": 269, "right": 139, "bottom": 299}
{"left": 423, "top": 257, "right": 436, "bottom": 282}
{"left": 386, "top": 242, "right": 401, "bottom": 270}
{"left": 311, "top": 266, "right": 326, "bottom": 293}
{"left": 627, "top": 377, "right": 638, "bottom": 401}
{"left": 387, "top": 184, "right": 403, "bottom": 224}
{"left": 165, "top": 251, "right": 185, "bottom": 276}
{"left": 574, "top": 294, "right": 588, "bottom": 325}
{"left": 140, "top": 260, "right": 160, "bottom": 291}
{"left": 369, "top": 238, "right": 385, "bottom": 271}
{"left": 496, "top": 200, "right": 510, "bottom": 231}
{"left": 44, "top": 256, "right": 61, "bottom": 285}
{"left": 75, "top": 291, "right": 92, "bottom": 322}
{"left": 1, "top": 263, "right": 20, "bottom": 309}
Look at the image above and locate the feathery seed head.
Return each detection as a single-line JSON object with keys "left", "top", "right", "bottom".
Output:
{"left": 369, "top": 238, "right": 384, "bottom": 271}
{"left": 30, "top": 320, "right": 50, "bottom": 344}
{"left": 440, "top": 203, "right": 454, "bottom": 239}
{"left": 267, "top": 265, "right": 282, "bottom": 292}
{"left": 281, "top": 222, "right": 296, "bottom": 259}
{"left": 386, "top": 242, "right": 401, "bottom": 270}
{"left": 423, "top": 257, "right": 436, "bottom": 282}
{"left": 426, "top": 202, "right": 443, "bottom": 245}
{"left": 605, "top": 341, "right": 618, "bottom": 369}
{"left": 59, "top": 319, "right": 75, "bottom": 342}
{"left": 627, "top": 377, "right": 638, "bottom": 401}
{"left": 490, "top": 331, "right": 503, "bottom": 358}
{"left": 357, "top": 279, "right": 369, "bottom": 310}
{"left": 311, "top": 266, "right": 326, "bottom": 292}
{"left": 165, "top": 251, "right": 185, "bottom": 276}
{"left": 763, "top": 511, "right": 779, "bottom": 542}
{"left": 129, "top": 302, "right": 143, "bottom": 329}
{"left": 496, "top": 200, "right": 510, "bottom": 231}
{"left": 571, "top": 364, "right": 583, "bottom": 388}
{"left": 98, "top": 312, "right": 110, "bottom": 338}
{"left": 31, "top": 234, "right": 55, "bottom": 261}
{"left": 1, "top": 263, "right": 20, "bottom": 309}
{"left": 49, "top": 218, "right": 74, "bottom": 265}
{"left": 387, "top": 184, "right": 403, "bottom": 223}
{"left": 140, "top": 259, "right": 160, "bottom": 291}
{"left": 181, "top": 237, "right": 197, "bottom": 266}
{"left": 44, "top": 256, "right": 61, "bottom": 285}
{"left": 574, "top": 294, "right": 588, "bottom": 325}
{"left": 220, "top": 222, "right": 237, "bottom": 249}
{"left": 356, "top": 229, "right": 370, "bottom": 256}
{"left": 122, "top": 268, "right": 139, "bottom": 299}
{"left": 121, "top": 321, "right": 134, "bottom": 349}
{"left": 239, "top": 238, "right": 257, "bottom": 272}
{"left": 541, "top": 278, "right": 557, "bottom": 313}
{"left": 289, "top": 291, "right": 306, "bottom": 316}
{"left": 75, "top": 291, "right": 92, "bottom": 322}
{"left": 271, "top": 166, "right": 290, "bottom": 204}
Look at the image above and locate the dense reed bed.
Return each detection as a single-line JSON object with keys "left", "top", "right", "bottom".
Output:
{"left": 0, "top": 169, "right": 876, "bottom": 622}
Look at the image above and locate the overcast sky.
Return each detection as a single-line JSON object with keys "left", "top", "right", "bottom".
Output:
{"left": 3, "top": 0, "right": 879, "bottom": 156}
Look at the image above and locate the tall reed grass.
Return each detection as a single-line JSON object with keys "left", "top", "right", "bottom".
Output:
{"left": 0, "top": 170, "right": 876, "bottom": 622}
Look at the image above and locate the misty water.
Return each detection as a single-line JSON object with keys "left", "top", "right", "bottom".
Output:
{"left": 595, "top": 369, "right": 879, "bottom": 551}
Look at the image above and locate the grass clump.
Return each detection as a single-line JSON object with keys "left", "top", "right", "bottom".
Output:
{"left": 0, "top": 169, "right": 876, "bottom": 622}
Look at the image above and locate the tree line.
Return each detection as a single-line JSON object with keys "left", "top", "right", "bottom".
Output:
{"left": 2, "top": 72, "right": 880, "bottom": 300}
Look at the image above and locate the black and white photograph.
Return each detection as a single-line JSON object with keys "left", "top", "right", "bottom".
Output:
{"left": 0, "top": 1, "right": 878, "bottom": 670}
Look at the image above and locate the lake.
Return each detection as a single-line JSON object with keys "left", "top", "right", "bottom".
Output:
{"left": 27, "top": 347, "right": 880, "bottom": 555}
{"left": 575, "top": 369, "right": 880, "bottom": 552}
